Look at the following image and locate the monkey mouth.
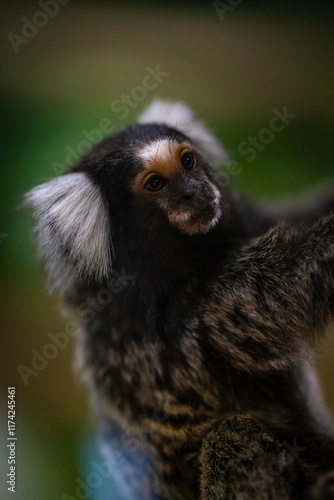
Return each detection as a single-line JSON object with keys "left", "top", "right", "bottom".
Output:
{"left": 173, "top": 206, "right": 221, "bottom": 235}
{"left": 168, "top": 191, "right": 222, "bottom": 235}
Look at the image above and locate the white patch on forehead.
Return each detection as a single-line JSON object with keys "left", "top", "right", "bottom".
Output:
{"left": 138, "top": 139, "right": 176, "bottom": 164}
{"left": 139, "top": 99, "right": 228, "bottom": 168}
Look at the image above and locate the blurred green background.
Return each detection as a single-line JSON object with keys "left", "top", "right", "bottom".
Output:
{"left": 1, "top": 1, "right": 334, "bottom": 499}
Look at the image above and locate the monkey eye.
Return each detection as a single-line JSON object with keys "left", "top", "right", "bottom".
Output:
{"left": 144, "top": 175, "right": 166, "bottom": 192}
{"left": 181, "top": 151, "right": 195, "bottom": 170}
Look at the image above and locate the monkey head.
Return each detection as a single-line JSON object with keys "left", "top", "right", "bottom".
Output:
{"left": 129, "top": 131, "right": 222, "bottom": 236}
{"left": 24, "top": 100, "right": 228, "bottom": 290}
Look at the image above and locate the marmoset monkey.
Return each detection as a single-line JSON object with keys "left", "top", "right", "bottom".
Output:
{"left": 25, "top": 101, "right": 334, "bottom": 499}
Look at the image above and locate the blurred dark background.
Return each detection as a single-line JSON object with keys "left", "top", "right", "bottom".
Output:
{"left": 1, "top": 1, "right": 334, "bottom": 499}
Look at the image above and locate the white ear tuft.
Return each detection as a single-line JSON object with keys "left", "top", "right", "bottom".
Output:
{"left": 25, "top": 172, "right": 112, "bottom": 291}
{"left": 139, "top": 99, "right": 228, "bottom": 168}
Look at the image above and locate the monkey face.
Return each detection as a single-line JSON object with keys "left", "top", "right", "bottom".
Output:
{"left": 25, "top": 100, "right": 227, "bottom": 287}
{"left": 131, "top": 138, "right": 222, "bottom": 235}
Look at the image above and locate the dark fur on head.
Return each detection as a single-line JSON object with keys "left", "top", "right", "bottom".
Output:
{"left": 25, "top": 100, "right": 334, "bottom": 499}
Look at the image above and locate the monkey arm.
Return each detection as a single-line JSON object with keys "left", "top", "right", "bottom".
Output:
{"left": 199, "top": 414, "right": 310, "bottom": 499}
{"left": 235, "top": 187, "right": 334, "bottom": 236}
{"left": 198, "top": 215, "right": 334, "bottom": 373}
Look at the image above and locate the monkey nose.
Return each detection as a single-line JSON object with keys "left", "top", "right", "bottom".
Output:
{"left": 181, "top": 190, "right": 210, "bottom": 209}
{"left": 182, "top": 190, "right": 196, "bottom": 202}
